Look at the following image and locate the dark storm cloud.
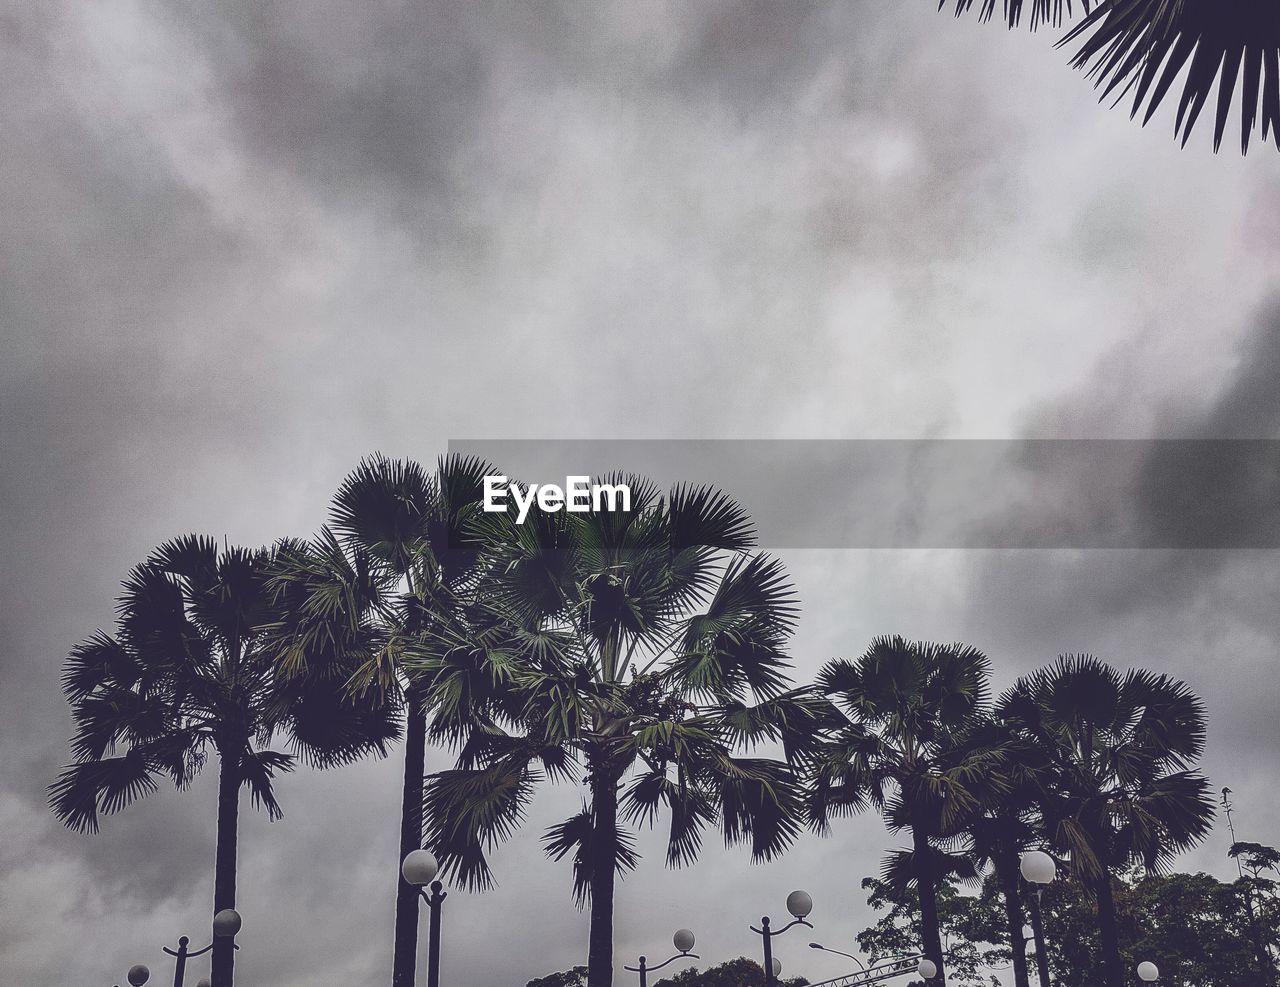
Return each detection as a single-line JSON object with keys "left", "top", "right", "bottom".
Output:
{"left": 3, "top": 1, "right": 1280, "bottom": 984}
{"left": 154, "top": 0, "right": 488, "bottom": 227}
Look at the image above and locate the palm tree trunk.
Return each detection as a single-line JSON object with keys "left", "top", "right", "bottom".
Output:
{"left": 1093, "top": 871, "right": 1125, "bottom": 987}
{"left": 996, "top": 842, "right": 1031, "bottom": 987}
{"left": 211, "top": 752, "right": 240, "bottom": 987}
{"left": 392, "top": 695, "right": 428, "bottom": 987}
{"left": 587, "top": 763, "right": 620, "bottom": 987}
{"left": 912, "top": 826, "right": 946, "bottom": 987}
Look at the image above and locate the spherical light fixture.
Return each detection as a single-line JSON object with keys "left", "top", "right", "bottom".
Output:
{"left": 917, "top": 958, "right": 938, "bottom": 979}
{"left": 673, "top": 928, "right": 695, "bottom": 954}
{"left": 1137, "top": 960, "right": 1159, "bottom": 982}
{"left": 771, "top": 957, "right": 783, "bottom": 976}
{"left": 786, "top": 889, "right": 813, "bottom": 919}
{"left": 401, "top": 848, "right": 440, "bottom": 887}
{"left": 1019, "top": 850, "right": 1057, "bottom": 885}
{"left": 212, "top": 908, "right": 242, "bottom": 938}
{"left": 126, "top": 965, "right": 150, "bottom": 986}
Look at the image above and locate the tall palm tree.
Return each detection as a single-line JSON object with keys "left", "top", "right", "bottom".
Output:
{"left": 808, "top": 637, "right": 1000, "bottom": 987}
{"left": 961, "top": 723, "right": 1052, "bottom": 987}
{"left": 417, "top": 478, "right": 824, "bottom": 987}
{"left": 263, "top": 453, "right": 496, "bottom": 987}
{"left": 997, "top": 655, "right": 1216, "bottom": 987}
{"left": 49, "top": 535, "right": 398, "bottom": 987}
{"left": 944, "top": 0, "right": 1280, "bottom": 152}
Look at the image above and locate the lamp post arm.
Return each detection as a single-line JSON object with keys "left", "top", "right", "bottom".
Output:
{"left": 164, "top": 943, "right": 216, "bottom": 959}
{"left": 645, "top": 952, "right": 700, "bottom": 973}
{"left": 752, "top": 918, "right": 815, "bottom": 936}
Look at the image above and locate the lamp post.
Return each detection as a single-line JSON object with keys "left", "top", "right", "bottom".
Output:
{"left": 402, "top": 849, "right": 447, "bottom": 987}
{"left": 117, "top": 911, "right": 240, "bottom": 987}
{"left": 624, "top": 929, "right": 699, "bottom": 987}
{"left": 162, "top": 912, "right": 241, "bottom": 987}
{"left": 1137, "top": 961, "right": 1159, "bottom": 983}
{"left": 1020, "top": 850, "right": 1055, "bottom": 987}
{"left": 750, "top": 890, "right": 813, "bottom": 986}
{"left": 809, "top": 942, "right": 866, "bottom": 971}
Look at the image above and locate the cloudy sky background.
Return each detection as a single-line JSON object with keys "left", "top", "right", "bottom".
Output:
{"left": 2, "top": 1, "right": 1278, "bottom": 984}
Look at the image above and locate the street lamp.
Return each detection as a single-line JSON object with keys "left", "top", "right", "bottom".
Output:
{"left": 1137, "top": 961, "right": 1159, "bottom": 982}
{"left": 809, "top": 942, "right": 866, "bottom": 971}
{"left": 750, "top": 890, "right": 813, "bottom": 986}
{"left": 624, "top": 929, "right": 699, "bottom": 987}
{"left": 120, "top": 911, "right": 241, "bottom": 987}
{"left": 917, "top": 958, "right": 938, "bottom": 980}
{"left": 401, "top": 849, "right": 448, "bottom": 987}
{"left": 1020, "top": 850, "right": 1056, "bottom": 987}
{"left": 120, "top": 964, "right": 150, "bottom": 987}
{"left": 161, "top": 913, "right": 241, "bottom": 987}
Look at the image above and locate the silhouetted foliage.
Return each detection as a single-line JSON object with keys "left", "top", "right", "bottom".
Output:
{"left": 942, "top": 0, "right": 1280, "bottom": 152}
{"left": 653, "top": 956, "right": 809, "bottom": 987}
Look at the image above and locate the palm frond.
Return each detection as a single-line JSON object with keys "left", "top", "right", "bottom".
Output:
{"left": 942, "top": 0, "right": 1090, "bottom": 30}
{"left": 423, "top": 761, "right": 539, "bottom": 890}
{"left": 543, "top": 807, "right": 641, "bottom": 908}
{"left": 237, "top": 749, "right": 295, "bottom": 821}
{"left": 1061, "top": 0, "right": 1280, "bottom": 152}
{"left": 48, "top": 753, "right": 160, "bottom": 833}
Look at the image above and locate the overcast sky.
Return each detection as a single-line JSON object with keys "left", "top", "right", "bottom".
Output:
{"left": 2, "top": 2, "right": 1278, "bottom": 985}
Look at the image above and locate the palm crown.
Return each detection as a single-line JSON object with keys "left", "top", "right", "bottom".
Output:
{"left": 416, "top": 477, "right": 824, "bottom": 987}
{"left": 50, "top": 534, "right": 397, "bottom": 833}
{"left": 50, "top": 534, "right": 398, "bottom": 987}
{"left": 261, "top": 452, "right": 501, "bottom": 987}
{"left": 996, "top": 654, "right": 1215, "bottom": 986}
{"left": 809, "top": 636, "right": 1000, "bottom": 985}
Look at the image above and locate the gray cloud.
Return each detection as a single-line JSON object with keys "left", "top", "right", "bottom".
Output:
{"left": 3, "top": 1, "right": 1279, "bottom": 985}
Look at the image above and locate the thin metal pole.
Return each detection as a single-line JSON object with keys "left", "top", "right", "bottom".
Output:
{"left": 762, "top": 917, "right": 774, "bottom": 986}
{"left": 1027, "top": 886, "right": 1051, "bottom": 987}
{"left": 426, "top": 880, "right": 447, "bottom": 987}
{"left": 173, "top": 936, "right": 190, "bottom": 987}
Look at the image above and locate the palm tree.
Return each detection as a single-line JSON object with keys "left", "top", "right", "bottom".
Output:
{"left": 49, "top": 535, "right": 398, "bottom": 987}
{"left": 944, "top": 0, "right": 1280, "bottom": 152}
{"left": 997, "top": 655, "right": 1216, "bottom": 987}
{"left": 417, "top": 478, "right": 824, "bottom": 987}
{"left": 808, "top": 637, "right": 1000, "bottom": 987}
{"left": 960, "top": 724, "right": 1052, "bottom": 987}
{"left": 262, "top": 453, "right": 497, "bottom": 987}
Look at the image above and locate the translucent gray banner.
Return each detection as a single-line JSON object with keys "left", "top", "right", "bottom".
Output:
{"left": 447, "top": 439, "right": 1280, "bottom": 549}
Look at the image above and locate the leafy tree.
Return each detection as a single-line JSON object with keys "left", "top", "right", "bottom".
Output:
{"left": 963, "top": 865, "right": 1274, "bottom": 987}
{"left": 1232, "top": 841, "right": 1280, "bottom": 880}
{"left": 862, "top": 862, "right": 1273, "bottom": 986}
{"left": 418, "top": 479, "right": 824, "bottom": 987}
{"left": 996, "top": 656, "right": 1216, "bottom": 987}
{"left": 809, "top": 637, "right": 1000, "bottom": 986}
{"left": 526, "top": 967, "right": 588, "bottom": 987}
{"left": 653, "top": 956, "right": 809, "bottom": 987}
{"left": 50, "top": 535, "right": 398, "bottom": 987}
{"left": 943, "top": 1, "right": 1280, "bottom": 153}
{"left": 855, "top": 873, "right": 1001, "bottom": 987}
{"left": 1229, "top": 840, "right": 1280, "bottom": 978}
{"left": 262, "top": 453, "right": 497, "bottom": 987}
